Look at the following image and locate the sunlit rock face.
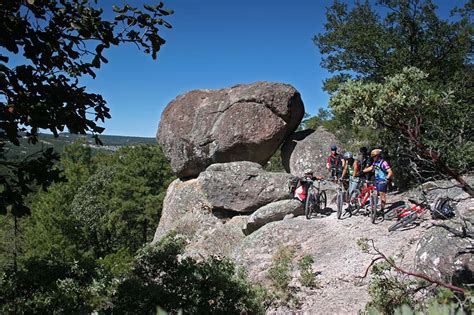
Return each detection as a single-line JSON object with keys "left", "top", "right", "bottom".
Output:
{"left": 157, "top": 82, "right": 304, "bottom": 178}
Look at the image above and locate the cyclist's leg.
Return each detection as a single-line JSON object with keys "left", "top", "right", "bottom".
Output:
{"left": 348, "top": 177, "right": 359, "bottom": 196}
{"left": 376, "top": 181, "right": 388, "bottom": 210}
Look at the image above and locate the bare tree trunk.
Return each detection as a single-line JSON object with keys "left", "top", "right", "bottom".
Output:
{"left": 423, "top": 149, "right": 474, "bottom": 198}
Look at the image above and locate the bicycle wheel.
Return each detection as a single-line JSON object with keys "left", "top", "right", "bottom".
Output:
{"left": 388, "top": 212, "right": 418, "bottom": 232}
{"left": 305, "top": 191, "right": 314, "bottom": 220}
{"left": 349, "top": 189, "right": 361, "bottom": 215}
{"left": 384, "top": 204, "right": 405, "bottom": 220}
{"left": 370, "top": 194, "right": 378, "bottom": 224}
{"left": 319, "top": 190, "right": 327, "bottom": 211}
{"left": 337, "top": 190, "right": 343, "bottom": 219}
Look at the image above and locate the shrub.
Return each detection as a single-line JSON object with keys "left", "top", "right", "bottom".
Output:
{"left": 298, "top": 255, "right": 318, "bottom": 288}
{"left": 109, "top": 235, "right": 266, "bottom": 314}
{"left": 267, "top": 246, "right": 295, "bottom": 292}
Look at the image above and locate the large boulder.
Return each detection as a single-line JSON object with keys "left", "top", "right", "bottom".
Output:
{"left": 244, "top": 199, "right": 303, "bottom": 234}
{"left": 157, "top": 82, "right": 305, "bottom": 178}
{"left": 152, "top": 178, "right": 216, "bottom": 242}
{"left": 414, "top": 220, "right": 474, "bottom": 286}
{"left": 281, "top": 127, "right": 340, "bottom": 177}
{"left": 153, "top": 162, "right": 295, "bottom": 257}
{"left": 198, "top": 161, "right": 294, "bottom": 213}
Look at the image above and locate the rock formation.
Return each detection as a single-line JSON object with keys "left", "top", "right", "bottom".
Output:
{"left": 281, "top": 126, "right": 341, "bottom": 177}
{"left": 157, "top": 82, "right": 304, "bottom": 178}
{"left": 153, "top": 81, "right": 473, "bottom": 313}
{"left": 198, "top": 162, "right": 293, "bottom": 213}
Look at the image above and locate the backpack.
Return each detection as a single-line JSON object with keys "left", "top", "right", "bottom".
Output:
{"left": 328, "top": 154, "right": 342, "bottom": 170}
{"left": 432, "top": 198, "right": 455, "bottom": 220}
{"left": 288, "top": 177, "right": 308, "bottom": 202}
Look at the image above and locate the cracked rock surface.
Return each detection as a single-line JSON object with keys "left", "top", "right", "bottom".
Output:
{"left": 156, "top": 82, "right": 304, "bottom": 178}
{"left": 281, "top": 126, "right": 341, "bottom": 177}
{"left": 198, "top": 162, "right": 294, "bottom": 213}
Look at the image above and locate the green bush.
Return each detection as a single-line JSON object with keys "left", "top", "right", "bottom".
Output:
{"left": 365, "top": 261, "right": 415, "bottom": 314}
{"left": 267, "top": 246, "right": 295, "bottom": 292}
{"left": 109, "top": 235, "right": 266, "bottom": 314}
{"left": 298, "top": 255, "right": 318, "bottom": 288}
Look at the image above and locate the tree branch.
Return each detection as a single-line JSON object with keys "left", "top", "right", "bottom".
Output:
{"left": 359, "top": 240, "right": 466, "bottom": 294}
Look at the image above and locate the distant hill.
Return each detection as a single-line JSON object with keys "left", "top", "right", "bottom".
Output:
{"left": 5, "top": 133, "right": 157, "bottom": 159}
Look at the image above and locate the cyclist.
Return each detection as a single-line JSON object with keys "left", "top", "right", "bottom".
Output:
{"left": 363, "top": 149, "right": 393, "bottom": 211}
{"left": 358, "top": 147, "right": 372, "bottom": 180}
{"left": 326, "top": 145, "right": 342, "bottom": 181}
{"left": 303, "top": 168, "right": 324, "bottom": 181}
{"left": 293, "top": 169, "right": 323, "bottom": 202}
{"left": 342, "top": 151, "right": 360, "bottom": 196}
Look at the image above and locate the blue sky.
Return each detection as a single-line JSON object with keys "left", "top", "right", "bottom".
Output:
{"left": 81, "top": 0, "right": 467, "bottom": 137}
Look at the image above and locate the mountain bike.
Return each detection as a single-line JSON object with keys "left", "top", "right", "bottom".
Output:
{"left": 304, "top": 178, "right": 327, "bottom": 219}
{"left": 385, "top": 191, "right": 430, "bottom": 232}
{"left": 347, "top": 179, "right": 376, "bottom": 216}
{"left": 349, "top": 178, "right": 376, "bottom": 215}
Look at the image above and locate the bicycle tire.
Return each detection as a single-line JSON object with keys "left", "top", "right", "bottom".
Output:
{"left": 388, "top": 212, "right": 418, "bottom": 232}
{"left": 349, "top": 189, "right": 361, "bottom": 215}
{"left": 305, "top": 191, "right": 313, "bottom": 220}
{"left": 384, "top": 204, "right": 405, "bottom": 220}
{"left": 370, "top": 194, "right": 378, "bottom": 224}
{"left": 337, "top": 190, "right": 343, "bottom": 219}
{"left": 319, "top": 190, "right": 327, "bottom": 212}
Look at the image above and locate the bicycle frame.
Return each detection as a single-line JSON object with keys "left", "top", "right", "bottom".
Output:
{"left": 354, "top": 180, "right": 376, "bottom": 208}
{"left": 394, "top": 193, "right": 430, "bottom": 219}
{"left": 387, "top": 190, "right": 431, "bottom": 232}
{"left": 396, "top": 204, "right": 427, "bottom": 218}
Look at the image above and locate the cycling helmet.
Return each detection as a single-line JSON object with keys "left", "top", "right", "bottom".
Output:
{"left": 330, "top": 145, "right": 337, "bottom": 151}
{"left": 343, "top": 151, "right": 353, "bottom": 159}
{"left": 304, "top": 168, "right": 313, "bottom": 175}
{"left": 371, "top": 149, "right": 382, "bottom": 157}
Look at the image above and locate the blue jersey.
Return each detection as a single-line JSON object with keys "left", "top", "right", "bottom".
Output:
{"left": 373, "top": 159, "right": 390, "bottom": 182}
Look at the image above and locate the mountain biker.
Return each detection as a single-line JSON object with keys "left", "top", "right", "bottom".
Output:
{"left": 293, "top": 169, "right": 323, "bottom": 202}
{"left": 358, "top": 147, "right": 372, "bottom": 180}
{"left": 342, "top": 151, "right": 360, "bottom": 196}
{"left": 363, "top": 149, "right": 393, "bottom": 211}
{"left": 326, "top": 145, "right": 342, "bottom": 181}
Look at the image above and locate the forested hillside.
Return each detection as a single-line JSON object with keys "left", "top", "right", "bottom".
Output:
{"left": 4, "top": 133, "right": 157, "bottom": 158}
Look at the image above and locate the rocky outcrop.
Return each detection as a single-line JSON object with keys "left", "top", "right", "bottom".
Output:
{"left": 185, "top": 217, "right": 247, "bottom": 258}
{"left": 414, "top": 185, "right": 474, "bottom": 286}
{"left": 415, "top": 221, "right": 473, "bottom": 286}
{"left": 153, "top": 162, "right": 295, "bottom": 254}
{"left": 281, "top": 127, "right": 340, "bottom": 177}
{"left": 230, "top": 211, "right": 423, "bottom": 314}
{"left": 157, "top": 82, "right": 305, "bottom": 178}
{"left": 198, "top": 162, "right": 294, "bottom": 213}
{"left": 244, "top": 199, "right": 303, "bottom": 234}
{"left": 153, "top": 178, "right": 216, "bottom": 241}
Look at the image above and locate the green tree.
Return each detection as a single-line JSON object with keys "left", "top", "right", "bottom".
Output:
{"left": 330, "top": 67, "right": 474, "bottom": 195}
{"left": 70, "top": 145, "right": 175, "bottom": 256}
{"left": 0, "top": 0, "right": 173, "bottom": 218}
{"left": 314, "top": 0, "right": 472, "bottom": 91}
{"left": 21, "top": 141, "right": 99, "bottom": 262}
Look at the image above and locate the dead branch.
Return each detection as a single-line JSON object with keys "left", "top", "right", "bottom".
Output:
{"left": 358, "top": 240, "right": 466, "bottom": 294}
{"left": 431, "top": 223, "right": 473, "bottom": 239}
